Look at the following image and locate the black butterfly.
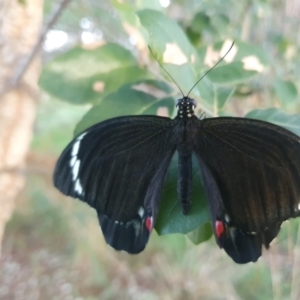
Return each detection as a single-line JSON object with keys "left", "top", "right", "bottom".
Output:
{"left": 54, "top": 91, "right": 300, "bottom": 263}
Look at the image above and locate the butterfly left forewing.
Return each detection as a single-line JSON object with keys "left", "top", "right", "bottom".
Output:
{"left": 194, "top": 117, "right": 300, "bottom": 263}
{"left": 54, "top": 115, "right": 176, "bottom": 253}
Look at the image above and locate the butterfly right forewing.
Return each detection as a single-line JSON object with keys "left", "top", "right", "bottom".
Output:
{"left": 194, "top": 117, "right": 300, "bottom": 263}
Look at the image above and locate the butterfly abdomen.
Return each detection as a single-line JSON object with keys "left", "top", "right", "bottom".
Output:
{"left": 177, "top": 151, "right": 193, "bottom": 214}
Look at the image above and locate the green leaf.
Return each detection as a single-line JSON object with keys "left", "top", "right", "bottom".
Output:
{"left": 137, "top": 0, "right": 162, "bottom": 10}
{"left": 187, "top": 222, "right": 213, "bottom": 245}
{"left": 155, "top": 154, "right": 210, "bottom": 235}
{"left": 74, "top": 81, "right": 175, "bottom": 135}
{"left": 137, "top": 12, "right": 253, "bottom": 107}
{"left": 188, "top": 12, "right": 219, "bottom": 42}
{"left": 273, "top": 79, "right": 298, "bottom": 107}
{"left": 91, "top": 66, "right": 150, "bottom": 103}
{"left": 111, "top": 0, "right": 163, "bottom": 27}
{"left": 112, "top": 0, "right": 162, "bottom": 12}
{"left": 213, "top": 40, "right": 269, "bottom": 66}
{"left": 137, "top": 9, "right": 197, "bottom": 59}
{"left": 137, "top": 9, "right": 200, "bottom": 95}
{"left": 245, "top": 108, "right": 300, "bottom": 136}
{"left": 210, "top": 13, "right": 230, "bottom": 36}
{"left": 214, "top": 85, "right": 235, "bottom": 110}
{"left": 134, "top": 79, "right": 174, "bottom": 94}
{"left": 39, "top": 43, "right": 149, "bottom": 104}
{"left": 233, "top": 40, "right": 269, "bottom": 66}
{"left": 197, "top": 77, "right": 234, "bottom": 114}
{"left": 142, "top": 97, "right": 175, "bottom": 115}
{"left": 190, "top": 12, "right": 210, "bottom": 32}
{"left": 159, "top": 63, "right": 198, "bottom": 96}
{"left": 207, "top": 61, "right": 258, "bottom": 84}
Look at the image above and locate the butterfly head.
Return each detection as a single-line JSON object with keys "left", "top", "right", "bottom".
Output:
{"left": 176, "top": 97, "right": 197, "bottom": 119}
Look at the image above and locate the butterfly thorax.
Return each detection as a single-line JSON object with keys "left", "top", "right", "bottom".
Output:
{"left": 174, "top": 97, "right": 199, "bottom": 152}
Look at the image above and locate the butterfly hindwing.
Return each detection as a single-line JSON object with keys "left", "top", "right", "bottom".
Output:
{"left": 195, "top": 117, "right": 300, "bottom": 263}
{"left": 54, "top": 115, "right": 176, "bottom": 253}
{"left": 197, "top": 155, "right": 267, "bottom": 263}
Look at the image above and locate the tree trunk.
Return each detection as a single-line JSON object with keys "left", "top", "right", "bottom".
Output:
{"left": 0, "top": 0, "right": 42, "bottom": 255}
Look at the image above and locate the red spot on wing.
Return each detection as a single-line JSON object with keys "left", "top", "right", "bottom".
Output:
{"left": 215, "top": 220, "right": 225, "bottom": 238}
{"left": 145, "top": 217, "right": 153, "bottom": 231}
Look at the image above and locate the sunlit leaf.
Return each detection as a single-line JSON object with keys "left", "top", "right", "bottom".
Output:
{"left": 155, "top": 154, "right": 210, "bottom": 235}
{"left": 187, "top": 222, "right": 213, "bottom": 245}
{"left": 207, "top": 61, "right": 258, "bottom": 84}
{"left": 74, "top": 81, "right": 175, "bottom": 135}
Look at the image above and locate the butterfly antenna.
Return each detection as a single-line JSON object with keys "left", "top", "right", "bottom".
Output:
{"left": 186, "top": 41, "right": 235, "bottom": 98}
{"left": 148, "top": 46, "right": 185, "bottom": 98}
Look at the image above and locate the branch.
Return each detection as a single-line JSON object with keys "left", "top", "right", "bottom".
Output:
{"left": 10, "top": 0, "right": 72, "bottom": 87}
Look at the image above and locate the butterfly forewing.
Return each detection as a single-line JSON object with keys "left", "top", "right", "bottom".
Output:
{"left": 54, "top": 115, "right": 176, "bottom": 253}
{"left": 194, "top": 117, "right": 300, "bottom": 262}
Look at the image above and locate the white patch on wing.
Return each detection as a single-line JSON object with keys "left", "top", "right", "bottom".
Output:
{"left": 72, "top": 140, "right": 80, "bottom": 156}
{"left": 224, "top": 214, "right": 230, "bottom": 223}
{"left": 75, "top": 178, "right": 83, "bottom": 195}
{"left": 77, "top": 132, "right": 87, "bottom": 141}
{"left": 249, "top": 231, "right": 257, "bottom": 235}
{"left": 69, "top": 132, "right": 87, "bottom": 194}
{"left": 138, "top": 207, "right": 144, "bottom": 218}
{"left": 70, "top": 156, "right": 77, "bottom": 167}
{"left": 294, "top": 203, "right": 300, "bottom": 212}
{"left": 72, "top": 159, "right": 80, "bottom": 181}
